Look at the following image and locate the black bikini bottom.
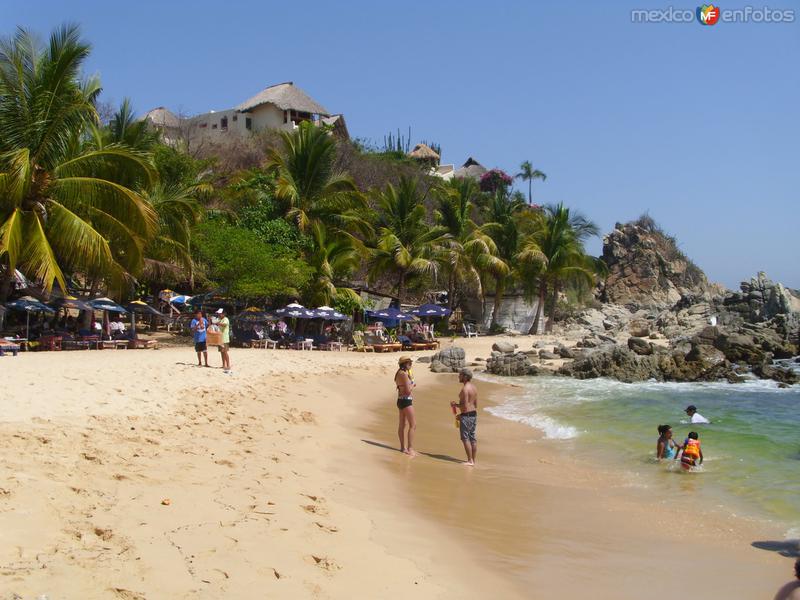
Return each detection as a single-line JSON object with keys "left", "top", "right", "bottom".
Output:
{"left": 397, "top": 397, "right": 413, "bottom": 410}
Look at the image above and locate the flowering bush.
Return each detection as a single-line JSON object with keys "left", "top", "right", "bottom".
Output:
{"left": 479, "top": 169, "right": 513, "bottom": 193}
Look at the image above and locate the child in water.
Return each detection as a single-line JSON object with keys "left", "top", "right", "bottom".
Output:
{"left": 676, "top": 431, "right": 704, "bottom": 470}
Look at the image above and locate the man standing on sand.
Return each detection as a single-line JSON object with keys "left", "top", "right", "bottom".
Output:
{"left": 215, "top": 308, "right": 232, "bottom": 373}
{"left": 190, "top": 309, "right": 208, "bottom": 367}
{"left": 451, "top": 368, "right": 478, "bottom": 466}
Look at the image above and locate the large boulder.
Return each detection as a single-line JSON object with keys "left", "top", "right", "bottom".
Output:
{"left": 428, "top": 347, "right": 465, "bottom": 373}
{"left": 492, "top": 341, "right": 517, "bottom": 354}
{"left": 627, "top": 337, "right": 653, "bottom": 356}
{"left": 486, "top": 351, "right": 537, "bottom": 376}
{"left": 713, "top": 332, "right": 767, "bottom": 364}
{"left": 628, "top": 318, "right": 651, "bottom": 338}
{"left": 539, "top": 350, "right": 559, "bottom": 360}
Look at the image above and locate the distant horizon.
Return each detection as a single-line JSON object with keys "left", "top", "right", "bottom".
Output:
{"left": 3, "top": 1, "right": 798, "bottom": 289}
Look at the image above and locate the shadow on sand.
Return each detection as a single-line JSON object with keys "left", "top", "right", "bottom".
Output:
{"left": 361, "top": 439, "right": 464, "bottom": 464}
{"left": 751, "top": 539, "right": 800, "bottom": 558}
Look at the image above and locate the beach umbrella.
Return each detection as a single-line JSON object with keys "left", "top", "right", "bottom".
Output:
{"left": 50, "top": 295, "right": 93, "bottom": 312}
{"left": 273, "top": 303, "right": 316, "bottom": 319}
{"left": 235, "top": 307, "right": 274, "bottom": 323}
{"left": 169, "top": 295, "right": 193, "bottom": 305}
{"left": 188, "top": 290, "right": 228, "bottom": 308}
{"left": 410, "top": 303, "right": 451, "bottom": 317}
{"left": 312, "top": 307, "right": 349, "bottom": 321}
{"left": 88, "top": 297, "right": 128, "bottom": 313}
{"left": 5, "top": 296, "right": 56, "bottom": 339}
{"left": 127, "top": 300, "right": 164, "bottom": 317}
{"left": 367, "top": 307, "right": 416, "bottom": 321}
{"left": 127, "top": 300, "right": 165, "bottom": 336}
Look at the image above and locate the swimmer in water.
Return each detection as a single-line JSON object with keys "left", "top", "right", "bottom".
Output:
{"left": 656, "top": 424, "right": 679, "bottom": 460}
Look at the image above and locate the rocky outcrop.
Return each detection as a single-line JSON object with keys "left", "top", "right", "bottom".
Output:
{"left": 486, "top": 350, "right": 538, "bottom": 376}
{"left": 723, "top": 272, "right": 800, "bottom": 323}
{"left": 599, "top": 218, "right": 717, "bottom": 310}
{"left": 558, "top": 345, "right": 745, "bottom": 384}
{"left": 429, "top": 347, "right": 465, "bottom": 373}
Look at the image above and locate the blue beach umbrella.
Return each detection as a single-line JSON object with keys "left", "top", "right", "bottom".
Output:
{"left": 273, "top": 303, "right": 316, "bottom": 319}
{"left": 50, "top": 295, "right": 93, "bottom": 312}
{"left": 6, "top": 296, "right": 56, "bottom": 339}
{"left": 88, "top": 297, "right": 128, "bottom": 313}
{"left": 312, "top": 307, "right": 349, "bottom": 321}
{"left": 169, "top": 295, "right": 193, "bottom": 305}
{"left": 367, "top": 307, "right": 416, "bottom": 321}
{"left": 410, "top": 303, "right": 451, "bottom": 317}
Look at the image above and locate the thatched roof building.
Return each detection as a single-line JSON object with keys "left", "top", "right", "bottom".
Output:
{"left": 454, "top": 157, "right": 487, "bottom": 180}
{"left": 142, "top": 107, "right": 180, "bottom": 129}
{"left": 408, "top": 143, "right": 440, "bottom": 163}
{"left": 235, "top": 82, "right": 329, "bottom": 115}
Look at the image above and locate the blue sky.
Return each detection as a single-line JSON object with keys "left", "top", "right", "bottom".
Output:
{"left": 4, "top": 0, "right": 799, "bottom": 288}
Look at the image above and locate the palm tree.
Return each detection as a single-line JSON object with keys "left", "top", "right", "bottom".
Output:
{"left": 479, "top": 191, "right": 526, "bottom": 329}
{"left": 268, "top": 121, "right": 365, "bottom": 233}
{"left": 0, "top": 25, "right": 156, "bottom": 300}
{"left": 140, "top": 181, "right": 205, "bottom": 287}
{"left": 305, "top": 221, "right": 362, "bottom": 307}
{"left": 515, "top": 161, "right": 546, "bottom": 205}
{"left": 369, "top": 177, "right": 449, "bottom": 303}
{"left": 434, "top": 177, "right": 503, "bottom": 312}
{"left": 526, "top": 203, "right": 601, "bottom": 334}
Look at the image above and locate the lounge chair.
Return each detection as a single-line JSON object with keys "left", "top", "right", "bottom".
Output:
{"left": 38, "top": 335, "right": 62, "bottom": 351}
{"left": 364, "top": 333, "right": 402, "bottom": 353}
{"left": 351, "top": 331, "right": 374, "bottom": 352}
{"left": 463, "top": 323, "right": 478, "bottom": 338}
{"left": 129, "top": 337, "right": 159, "bottom": 349}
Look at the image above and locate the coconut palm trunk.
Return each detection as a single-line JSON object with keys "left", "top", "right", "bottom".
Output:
{"left": 530, "top": 279, "right": 547, "bottom": 335}
{"left": 490, "top": 276, "right": 506, "bottom": 330}
{"left": 545, "top": 280, "right": 560, "bottom": 333}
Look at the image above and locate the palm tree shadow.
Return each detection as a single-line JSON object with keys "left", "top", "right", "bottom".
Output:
{"left": 751, "top": 539, "right": 800, "bottom": 558}
{"left": 360, "top": 440, "right": 464, "bottom": 464}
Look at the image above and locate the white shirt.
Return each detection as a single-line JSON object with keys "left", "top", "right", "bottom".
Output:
{"left": 690, "top": 412, "right": 710, "bottom": 424}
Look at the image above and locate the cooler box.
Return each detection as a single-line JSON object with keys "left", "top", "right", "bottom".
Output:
{"left": 206, "top": 325, "right": 223, "bottom": 346}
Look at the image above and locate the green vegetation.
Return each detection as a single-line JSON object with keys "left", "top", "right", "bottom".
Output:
{"left": 0, "top": 24, "right": 603, "bottom": 332}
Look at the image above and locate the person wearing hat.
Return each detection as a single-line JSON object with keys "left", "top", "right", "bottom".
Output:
{"left": 214, "top": 308, "right": 232, "bottom": 373}
{"left": 684, "top": 405, "right": 710, "bottom": 424}
{"left": 394, "top": 356, "right": 417, "bottom": 456}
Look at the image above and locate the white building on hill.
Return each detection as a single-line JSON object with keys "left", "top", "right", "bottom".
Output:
{"left": 143, "top": 82, "right": 348, "bottom": 143}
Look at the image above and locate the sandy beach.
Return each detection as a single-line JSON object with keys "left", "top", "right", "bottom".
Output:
{"left": 0, "top": 338, "right": 792, "bottom": 599}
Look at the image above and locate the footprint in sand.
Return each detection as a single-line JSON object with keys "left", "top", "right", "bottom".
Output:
{"left": 110, "top": 588, "right": 146, "bottom": 600}
{"left": 314, "top": 522, "right": 338, "bottom": 533}
{"left": 308, "top": 555, "right": 341, "bottom": 572}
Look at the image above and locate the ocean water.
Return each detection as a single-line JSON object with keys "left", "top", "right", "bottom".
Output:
{"left": 484, "top": 359, "right": 800, "bottom": 527}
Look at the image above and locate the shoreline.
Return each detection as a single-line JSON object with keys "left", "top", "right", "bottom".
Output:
{"left": 354, "top": 340, "right": 793, "bottom": 598}
{"left": 0, "top": 341, "right": 794, "bottom": 598}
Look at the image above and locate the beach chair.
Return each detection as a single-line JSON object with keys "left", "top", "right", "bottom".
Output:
{"left": 130, "top": 338, "right": 159, "bottom": 349}
{"left": 0, "top": 341, "right": 20, "bottom": 357}
{"left": 463, "top": 323, "right": 478, "bottom": 338}
{"left": 38, "top": 335, "right": 62, "bottom": 351}
{"left": 364, "top": 332, "right": 402, "bottom": 353}
{"left": 351, "top": 331, "right": 375, "bottom": 352}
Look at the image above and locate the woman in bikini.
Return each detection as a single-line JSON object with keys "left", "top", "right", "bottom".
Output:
{"left": 395, "top": 356, "right": 416, "bottom": 456}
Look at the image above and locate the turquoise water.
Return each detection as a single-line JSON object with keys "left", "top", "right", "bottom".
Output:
{"left": 484, "top": 360, "right": 800, "bottom": 528}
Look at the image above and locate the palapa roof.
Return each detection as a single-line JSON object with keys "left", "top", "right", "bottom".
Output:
{"left": 142, "top": 107, "right": 180, "bottom": 128}
{"left": 320, "top": 114, "right": 350, "bottom": 139}
{"left": 454, "top": 156, "right": 487, "bottom": 180}
{"left": 408, "top": 143, "right": 440, "bottom": 161}
{"left": 235, "top": 82, "right": 329, "bottom": 115}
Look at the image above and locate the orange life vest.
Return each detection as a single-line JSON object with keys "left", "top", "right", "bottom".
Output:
{"left": 683, "top": 439, "right": 701, "bottom": 459}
